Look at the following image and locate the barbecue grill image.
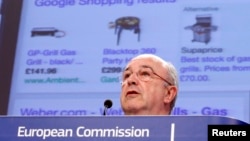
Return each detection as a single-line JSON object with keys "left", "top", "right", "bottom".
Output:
{"left": 184, "top": 15, "right": 217, "bottom": 44}
{"left": 109, "top": 16, "right": 140, "bottom": 45}
{"left": 31, "top": 27, "right": 65, "bottom": 38}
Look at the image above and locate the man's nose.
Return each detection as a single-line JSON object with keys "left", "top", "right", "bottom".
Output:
{"left": 127, "top": 73, "right": 139, "bottom": 85}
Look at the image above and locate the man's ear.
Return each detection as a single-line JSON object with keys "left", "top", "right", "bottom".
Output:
{"left": 164, "top": 86, "right": 177, "bottom": 104}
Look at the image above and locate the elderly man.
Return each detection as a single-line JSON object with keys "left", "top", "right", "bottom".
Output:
{"left": 120, "top": 54, "right": 178, "bottom": 115}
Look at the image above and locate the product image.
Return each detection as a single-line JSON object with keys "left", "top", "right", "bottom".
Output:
{"left": 185, "top": 15, "right": 217, "bottom": 44}
{"left": 110, "top": 16, "right": 140, "bottom": 45}
{"left": 31, "top": 27, "right": 65, "bottom": 38}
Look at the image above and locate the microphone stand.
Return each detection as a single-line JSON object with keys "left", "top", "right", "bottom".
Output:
{"left": 103, "top": 106, "right": 108, "bottom": 116}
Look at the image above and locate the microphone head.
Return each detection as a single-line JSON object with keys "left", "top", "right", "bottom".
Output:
{"left": 104, "top": 99, "right": 113, "bottom": 109}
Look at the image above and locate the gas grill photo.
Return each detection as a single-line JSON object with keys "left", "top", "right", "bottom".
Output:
{"left": 31, "top": 27, "right": 65, "bottom": 38}
{"left": 185, "top": 15, "right": 217, "bottom": 44}
{"left": 109, "top": 16, "right": 140, "bottom": 45}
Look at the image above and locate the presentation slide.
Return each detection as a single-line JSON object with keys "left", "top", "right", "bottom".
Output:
{"left": 6, "top": 0, "right": 250, "bottom": 123}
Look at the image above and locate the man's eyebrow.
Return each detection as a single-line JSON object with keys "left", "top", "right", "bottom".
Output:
{"left": 141, "top": 65, "right": 152, "bottom": 69}
{"left": 124, "top": 67, "right": 130, "bottom": 72}
{"left": 124, "top": 65, "right": 152, "bottom": 71}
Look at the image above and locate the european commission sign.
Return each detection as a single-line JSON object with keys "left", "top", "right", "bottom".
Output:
{"left": 0, "top": 116, "right": 248, "bottom": 141}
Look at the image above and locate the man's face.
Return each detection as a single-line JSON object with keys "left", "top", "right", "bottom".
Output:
{"left": 120, "top": 57, "right": 168, "bottom": 115}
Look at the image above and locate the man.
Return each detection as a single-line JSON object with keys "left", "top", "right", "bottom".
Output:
{"left": 120, "top": 54, "right": 178, "bottom": 115}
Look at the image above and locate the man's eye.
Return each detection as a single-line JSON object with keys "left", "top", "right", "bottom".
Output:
{"left": 123, "top": 74, "right": 130, "bottom": 79}
{"left": 140, "top": 71, "right": 150, "bottom": 76}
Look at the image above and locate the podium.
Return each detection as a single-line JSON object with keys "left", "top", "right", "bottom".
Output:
{"left": 0, "top": 116, "right": 248, "bottom": 141}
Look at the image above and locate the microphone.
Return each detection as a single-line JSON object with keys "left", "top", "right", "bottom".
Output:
{"left": 103, "top": 99, "right": 113, "bottom": 116}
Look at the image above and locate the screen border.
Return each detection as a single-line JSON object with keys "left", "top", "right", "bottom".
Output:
{"left": 0, "top": 0, "right": 23, "bottom": 115}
